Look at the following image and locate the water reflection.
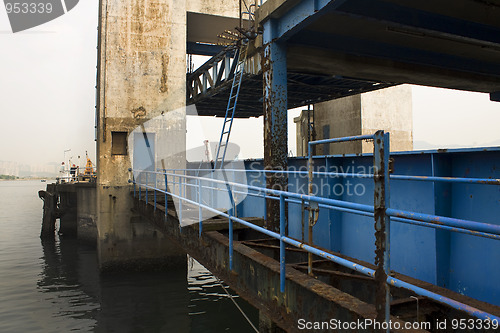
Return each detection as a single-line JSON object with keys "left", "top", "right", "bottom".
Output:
{"left": 38, "top": 236, "right": 258, "bottom": 332}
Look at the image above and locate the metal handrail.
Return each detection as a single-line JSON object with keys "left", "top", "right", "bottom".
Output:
{"left": 131, "top": 171, "right": 500, "bottom": 322}
{"left": 164, "top": 168, "right": 500, "bottom": 186}
{"left": 141, "top": 177, "right": 500, "bottom": 240}
{"left": 129, "top": 133, "right": 499, "bottom": 322}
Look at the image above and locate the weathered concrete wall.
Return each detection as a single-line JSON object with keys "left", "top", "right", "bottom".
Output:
{"left": 96, "top": 0, "right": 188, "bottom": 269}
{"left": 76, "top": 185, "right": 97, "bottom": 243}
{"left": 59, "top": 189, "right": 78, "bottom": 237}
{"left": 296, "top": 85, "right": 413, "bottom": 156}
{"left": 360, "top": 85, "right": 413, "bottom": 153}
{"left": 187, "top": 0, "right": 239, "bottom": 17}
{"left": 313, "top": 95, "right": 362, "bottom": 155}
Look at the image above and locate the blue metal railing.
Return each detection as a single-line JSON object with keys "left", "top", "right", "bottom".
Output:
{"left": 129, "top": 132, "right": 500, "bottom": 323}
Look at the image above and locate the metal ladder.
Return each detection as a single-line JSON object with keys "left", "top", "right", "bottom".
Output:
{"left": 214, "top": 42, "right": 248, "bottom": 169}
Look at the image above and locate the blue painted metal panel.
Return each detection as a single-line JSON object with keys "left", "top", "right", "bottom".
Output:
{"left": 389, "top": 154, "right": 437, "bottom": 284}
{"left": 431, "top": 154, "right": 452, "bottom": 288}
{"left": 447, "top": 152, "right": 500, "bottom": 305}
{"left": 239, "top": 148, "right": 500, "bottom": 306}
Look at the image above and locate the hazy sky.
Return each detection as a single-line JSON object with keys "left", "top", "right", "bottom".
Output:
{"left": 1, "top": 1, "right": 499, "bottom": 165}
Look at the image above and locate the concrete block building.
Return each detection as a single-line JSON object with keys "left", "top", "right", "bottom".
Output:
{"left": 295, "top": 85, "right": 413, "bottom": 156}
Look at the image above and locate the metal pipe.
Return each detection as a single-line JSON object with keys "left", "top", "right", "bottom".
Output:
{"left": 179, "top": 174, "right": 182, "bottom": 229}
{"left": 280, "top": 194, "right": 286, "bottom": 292}
{"left": 391, "top": 174, "right": 500, "bottom": 185}
{"left": 145, "top": 170, "right": 500, "bottom": 235}
{"left": 309, "top": 134, "right": 374, "bottom": 147}
{"left": 308, "top": 215, "right": 313, "bottom": 276}
{"left": 386, "top": 208, "right": 500, "bottom": 235}
{"left": 145, "top": 172, "right": 148, "bottom": 205}
{"left": 373, "top": 130, "right": 390, "bottom": 325}
{"left": 164, "top": 170, "right": 168, "bottom": 219}
{"left": 158, "top": 168, "right": 500, "bottom": 186}
{"left": 229, "top": 204, "right": 234, "bottom": 271}
{"left": 307, "top": 131, "right": 314, "bottom": 276}
{"left": 199, "top": 178, "right": 203, "bottom": 238}
{"left": 301, "top": 199, "right": 305, "bottom": 242}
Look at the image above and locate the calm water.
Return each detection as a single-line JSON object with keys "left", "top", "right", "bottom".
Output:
{"left": 0, "top": 180, "right": 258, "bottom": 332}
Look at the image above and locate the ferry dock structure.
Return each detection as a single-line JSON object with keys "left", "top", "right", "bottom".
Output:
{"left": 41, "top": 0, "right": 500, "bottom": 331}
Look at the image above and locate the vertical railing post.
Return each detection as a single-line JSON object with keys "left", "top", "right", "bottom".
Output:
{"left": 198, "top": 178, "right": 203, "bottom": 238}
{"left": 133, "top": 173, "right": 136, "bottom": 198}
{"left": 164, "top": 170, "right": 168, "bottom": 219}
{"left": 307, "top": 142, "right": 314, "bottom": 276}
{"left": 374, "top": 130, "right": 391, "bottom": 328}
{"left": 145, "top": 172, "right": 148, "bottom": 205}
{"left": 228, "top": 185, "right": 234, "bottom": 271}
{"left": 280, "top": 194, "right": 286, "bottom": 292}
{"left": 211, "top": 171, "right": 216, "bottom": 209}
{"left": 154, "top": 171, "right": 157, "bottom": 211}
{"left": 184, "top": 169, "right": 187, "bottom": 203}
{"left": 383, "top": 132, "right": 391, "bottom": 326}
{"left": 139, "top": 172, "right": 142, "bottom": 200}
{"left": 263, "top": 170, "right": 267, "bottom": 219}
{"left": 179, "top": 172, "right": 183, "bottom": 229}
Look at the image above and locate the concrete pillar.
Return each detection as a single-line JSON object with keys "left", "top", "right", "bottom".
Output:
{"left": 58, "top": 190, "right": 78, "bottom": 237}
{"left": 263, "top": 20, "right": 288, "bottom": 232}
{"left": 39, "top": 184, "right": 58, "bottom": 238}
{"left": 95, "top": 0, "right": 187, "bottom": 270}
{"left": 76, "top": 185, "right": 98, "bottom": 243}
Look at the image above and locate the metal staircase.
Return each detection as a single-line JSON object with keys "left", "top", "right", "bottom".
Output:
{"left": 213, "top": 42, "right": 248, "bottom": 169}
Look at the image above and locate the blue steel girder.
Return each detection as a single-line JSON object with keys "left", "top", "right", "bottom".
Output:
{"left": 263, "top": 19, "right": 288, "bottom": 231}
{"left": 262, "top": 0, "right": 500, "bottom": 49}
{"left": 187, "top": 42, "right": 225, "bottom": 56}
{"left": 258, "top": 0, "right": 500, "bottom": 99}
{"left": 288, "top": 30, "right": 500, "bottom": 76}
{"left": 334, "top": 0, "right": 500, "bottom": 47}
{"left": 261, "top": 0, "right": 348, "bottom": 42}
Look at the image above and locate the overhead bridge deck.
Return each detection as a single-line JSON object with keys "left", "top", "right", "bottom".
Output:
{"left": 188, "top": 0, "right": 500, "bottom": 118}
{"left": 187, "top": 46, "right": 395, "bottom": 117}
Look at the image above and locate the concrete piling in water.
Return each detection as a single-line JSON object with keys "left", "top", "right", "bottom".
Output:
{"left": 39, "top": 185, "right": 59, "bottom": 239}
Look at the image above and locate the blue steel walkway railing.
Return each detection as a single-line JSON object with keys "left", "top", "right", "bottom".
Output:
{"left": 130, "top": 131, "right": 500, "bottom": 324}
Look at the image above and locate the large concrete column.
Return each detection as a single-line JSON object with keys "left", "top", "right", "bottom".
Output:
{"left": 95, "top": 0, "right": 187, "bottom": 270}
{"left": 262, "top": 19, "right": 288, "bottom": 232}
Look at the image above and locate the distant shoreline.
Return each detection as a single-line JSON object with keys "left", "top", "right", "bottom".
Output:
{"left": 0, "top": 178, "right": 56, "bottom": 181}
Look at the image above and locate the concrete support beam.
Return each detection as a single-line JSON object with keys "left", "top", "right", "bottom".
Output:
{"left": 95, "top": 0, "right": 188, "bottom": 270}
{"left": 263, "top": 19, "right": 288, "bottom": 232}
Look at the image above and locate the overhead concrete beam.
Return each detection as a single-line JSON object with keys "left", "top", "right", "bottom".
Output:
{"left": 287, "top": 45, "right": 500, "bottom": 93}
